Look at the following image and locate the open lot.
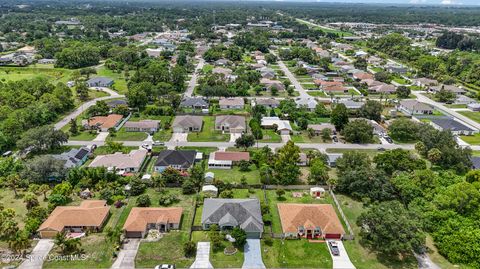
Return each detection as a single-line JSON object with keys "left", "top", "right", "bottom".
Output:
{"left": 187, "top": 116, "right": 229, "bottom": 142}
{"left": 206, "top": 164, "right": 261, "bottom": 185}
{"left": 262, "top": 239, "right": 332, "bottom": 268}
{"left": 107, "top": 127, "right": 148, "bottom": 141}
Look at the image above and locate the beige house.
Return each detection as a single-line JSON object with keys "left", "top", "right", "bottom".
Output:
{"left": 215, "top": 115, "right": 246, "bottom": 133}
{"left": 172, "top": 116, "right": 203, "bottom": 133}
{"left": 123, "top": 207, "right": 183, "bottom": 238}
{"left": 219, "top": 97, "right": 244, "bottom": 110}
{"left": 89, "top": 149, "right": 147, "bottom": 173}
{"left": 124, "top": 120, "right": 160, "bottom": 133}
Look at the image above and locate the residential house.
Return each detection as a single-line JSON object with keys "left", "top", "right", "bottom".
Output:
{"left": 124, "top": 120, "right": 160, "bottom": 134}
{"left": 297, "top": 153, "right": 307, "bottom": 167}
{"left": 212, "top": 67, "right": 236, "bottom": 82}
{"left": 277, "top": 203, "right": 345, "bottom": 239}
{"left": 429, "top": 85, "right": 466, "bottom": 95}
{"left": 254, "top": 98, "right": 280, "bottom": 108}
{"left": 52, "top": 147, "right": 91, "bottom": 168}
{"left": 430, "top": 118, "right": 478, "bottom": 136}
{"left": 208, "top": 151, "right": 250, "bottom": 169}
{"left": 398, "top": 100, "right": 433, "bottom": 115}
{"left": 86, "top": 77, "right": 114, "bottom": 88}
{"left": 468, "top": 103, "right": 480, "bottom": 112}
{"left": 215, "top": 115, "right": 246, "bottom": 133}
{"left": 413, "top": 78, "right": 438, "bottom": 88}
{"left": 369, "top": 83, "right": 396, "bottom": 94}
{"left": 106, "top": 99, "right": 127, "bottom": 108}
{"left": 385, "top": 64, "right": 408, "bottom": 74}
{"left": 214, "top": 59, "right": 229, "bottom": 66}
{"left": 307, "top": 124, "right": 335, "bottom": 136}
{"left": 296, "top": 98, "right": 318, "bottom": 111}
{"left": 82, "top": 114, "right": 123, "bottom": 132}
{"left": 38, "top": 200, "right": 110, "bottom": 238}
{"left": 180, "top": 97, "right": 209, "bottom": 109}
{"left": 353, "top": 72, "right": 374, "bottom": 81}
{"left": 324, "top": 85, "right": 348, "bottom": 94}
{"left": 201, "top": 198, "right": 263, "bottom": 238}
{"left": 470, "top": 156, "right": 480, "bottom": 169}
{"left": 261, "top": 117, "right": 293, "bottom": 135}
{"left": 172, "top": 116, "right": 203, "bottom": 133}
{"left": 455, "top": 95, "right": 477, "bottom": 105}
{"left": 154, "top": 150, "right": 196, "bottom": 172}
{"left": 260, "top": 78, "right": 285, "bottom": 91}
{"left": 219, "top": 98, "right": 244, "bottom": 110}
{"left": 337, "top": 99, "right": 365, "bottom": 110}
{"left": 326, "top": 153, "right": 343, "bottom": 167}
{"left": 123, "top": 207, "right": 183, "bottom": 238}
{"left": 89, "top": 149, "right": 147, "bottom": 174}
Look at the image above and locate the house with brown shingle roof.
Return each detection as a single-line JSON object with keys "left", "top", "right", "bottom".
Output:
{"left": 82, "top": 114, "right": 123, "bottom": 132}
{"left": 219, "top": 97, "right": 244, "bottom": 110}
{"left": 277, "top": 203, "right": 345, "bottom": 239}
{"left": 123, "top": 207, "right": 183, "bottom": 238}
{"left": 38, "top": 200, "right": 110, "bottom": 238}
{"left": 208, "top": 151, "right": 250, "bottom": 169}
{"left": 215, "top": 115, "right": 246, "bottom": 133}
{"left": 89, "top": 149, "right": 148, "bottom": 173}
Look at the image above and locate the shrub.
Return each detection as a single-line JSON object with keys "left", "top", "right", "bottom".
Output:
{"left": 136, "top": 194, "right": 151, "bottom": 207}
{"left": 183, "top": 241, "right": 197, "bottom": 257}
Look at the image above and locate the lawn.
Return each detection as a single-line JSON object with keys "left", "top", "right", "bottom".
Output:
{"left": 291, "top": 132, "right": 330, "bottom": 143}
{"left": 94, "top": 145, "right": 139, "bottom": 155}
{"left": 459, "top": 111, "right": 480, "bottom": 124}
{"left": 0, "top": 189, "right": 48, "bottom": 228}
{"left": 326, "top": 148, "right": 381, "bottom": 157}
{"left": 187, "top": 116, "right": 229, "bottom": 142}
{"left": 69, "top": 131, "right": 98, "bottom": 141}
{"left": 258, "top": 129, "right": 282, "bottom": 143}
{"left": 460, "top": 133, "right": 480, "bottom": 145}
{"left": 261, "top": 239, "right": 332, "bottom": 268}
{"left": 96, "top": 66, "right": 128, "bottom": 94}
{"left": 206, "top": 164, "right": 261, "bottom": 185}
{"left": 392, "top": 77, "right": 410, "bottom": 85}
{"left": 177, "top": 146, "right": 218, "bottom": 155}
{"left": 135, "top": 231, "right": 194, "bottom": 269}
{"left": 190, "top": 232, "right": 244, "bottom": 268}
{"left": 307, "top": 90, "right": 328, "bottom": 97}
{"left": 0, "top": 66, "right": 72, "bottom": 83}
{"left": 107, "top": 127, "right": 148, "bottom": 141}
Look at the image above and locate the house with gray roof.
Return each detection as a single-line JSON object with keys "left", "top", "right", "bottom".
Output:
{"left": 52, "top": 147, "right": 91, "bottom": 168}
{"left": 172, "top": 116, "right": 203, "bottom": 133}
{"left": 398, "top": 100, "right": 433, "bottom": 115}
{"left": 86, "top": 77, "right": 114, "bottom": 88}
{"left": 201, "top": 198, "right": 263, "bottom": 238}
{"left": 154, "top": 150, "right": 196, "bottom": 172}
{"left": 429, "top": 85, "right": 466, "bottom": 95}
{"left": 254, "top": 98, "right": 280, "bottom": 108}
{"left": 219, "top": 97, "right": 244, "bottom": 110}
{"left": 337, "top": 99, "right": 364, "bottom": 110}
{"left": 215, "top": 115, "right": 246, "bottom": 133}
{"left": 180, "top": 97, "right": 209, "bottom": 109}
{"left": 430, "top": 118, "right": 478, "bottom": 136}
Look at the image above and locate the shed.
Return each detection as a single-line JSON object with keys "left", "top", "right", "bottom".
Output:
{"left": 310, "top": 187, "right": 326, "bottom": 198}
{"left": 205, "top": 172, "right": 215, "bottom": 183}
{"left": 202, "top": 185, "right": 218, "bottom": 197}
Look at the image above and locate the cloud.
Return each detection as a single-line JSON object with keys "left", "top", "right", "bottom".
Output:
{"left": 441, "top": 0, "right": 457, "bottom": 4}
{"left": 409, "top": 0, "right": 427, "bottom": 3}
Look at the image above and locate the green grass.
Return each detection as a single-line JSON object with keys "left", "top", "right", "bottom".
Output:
{"left": 259, "top": 129, "right": 282, "bottom": 143}
{"left": 107, "top": 128, "right": 148, "bottom": 141}
{"left": 291, "top": 133, "right": 330, "bottom": 143}
{"left": 0, "top": 189, "right": 48, "bottom": 228}
{"left": 202, "top": 64, "right": 214, "bottom": 73}
{"left": 445, "top": 104, "right": 467, "bottom": 109}
{"left": 210, "top": 245, "right": 244, "bottom": 268}
{"left": 371, "top": 67, "right": 383, "bottom": 73}
{"left": 392, "top": 77, "right": 410, "bottom": 85}
{"left": 0, "top": 66, "right": 72, "bottom": 83}
{"left": 262, "top": 239, "right": 332, "bottom": 268}
{"left": 177, "top": 146, "right": 218, "bottom": 155}
{"left": 460, "top": 133, "right": 480, "bottom": 145}
{"left": 206, "top": 164, "right": 261, "bottom": 185}
{"left": 96, "top": 66, "right": 128, "bottom": 94}
{"left": 94, "top": 146, "right": 139, "bottom": 155}
{"left": 459, "top": 111, "right": 480, "bottom": 124}
{"left": 296, "top": 18, "right": 354, "bottom": 36}
{"left": 69, "top": 131, "right": 98, "bottom": 141}
{"left": 326, "top": 148, "right": 382, "bottom": 157}
{"left": 135, "top": 231, "right": 194, "bottom": 269}
{"left": 187, "top": 116, "right": 229, "bottom": 142}
{"left": 307, "top": 90, "right": 328, "bottom": 97}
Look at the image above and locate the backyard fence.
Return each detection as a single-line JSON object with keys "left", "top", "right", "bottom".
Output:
{"left": 329, "top": 189, "right": 355, "bottom": 240}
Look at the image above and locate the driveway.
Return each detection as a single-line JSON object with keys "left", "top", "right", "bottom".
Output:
{"left": 242, "top": 239, "right": 266, "bottom": 269}
{"left": 111, "top": 239, "right": 140, "bottom": 269}
{"left": 190, "top": 242, "right": 213, "bottom": 269}
{"left": 415, "top": 253, "right": 441, "bottom": 269}
{"left": 281, "top": 134, "right": 291, "bottom": 142}
{"left": 230, "top": 132, "right": 242, "bottom": 142}
{"left": 327, "top": 240, "right": 356, "bottom": 269}
{"left": 93, "top": 131, "right": 109, "bottom": 142}
{"left": 18, "top": 239, "right": 54, "bottom": 269}
{"left": 170, "top": 132, "right": 188, "bottom": 143}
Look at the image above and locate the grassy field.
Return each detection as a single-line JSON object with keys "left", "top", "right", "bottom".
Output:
{"left": 307, "top": 90, "right": 328, "bottom": 97}
{"left": 262, "top": 239, "right": 332, "bottom": 268}
{"left": 187, "top": 116, "right": 229, "bottom": 142}
{"left": 96, "top": 66, "right": 128, "bottom": 94}
{"left": 460, "top": 133, "right": 480, "bottom": 145}
{"left": 0, "top": 189, "right": 49, "bottom": 228}
{"left": 190, "top": 232, "right": 244, "bottom": 268}
{"left": 206, "top": 164, "right": 261, "bottom": 185}
{"left": 107, "top": 127, "right": 148, "bottom": 141}
{"left": 459, "top": 111, "right": 480, "bottom": 124}
{"left": 258, "top": 129, "right": 282, "bottom": 143}
{"left": 0, "top": 66, "right": 73, "bottom": 83}
{"left": 291, "top": 132, "right": 330, "bottom": 143}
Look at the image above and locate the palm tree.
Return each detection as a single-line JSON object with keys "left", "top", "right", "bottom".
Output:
{"left": 152, "top": 175, "right": 166, "bottom": 192}
{"left": 54, "top": 231, "right": 68, "bottom": 254}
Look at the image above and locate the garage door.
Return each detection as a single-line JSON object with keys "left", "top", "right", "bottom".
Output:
{"left": 246, "top": 232, "right": 260, "bottom": 239}
{"left": 325, "top": 234, "right": 342, "bottom": 239}
{"left": 125, "top": 231, "right": 142, "bottom": 238}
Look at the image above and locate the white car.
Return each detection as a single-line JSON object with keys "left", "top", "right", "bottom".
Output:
{"left": 153, "top": 141, "right": 165, "bottom": 146}
{"left": 154, "top": 265, "right": 175, "bottom": 269}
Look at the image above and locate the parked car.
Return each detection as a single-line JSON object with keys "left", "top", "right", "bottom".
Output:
{"left": 332, "top": 136, "right": 338, "bottom": 143}
{"left": 385, "top": 136, "right": 393, "bottom": 143}
{"left": 155, "top": 265, "right": 175, "bottom": 269}
{"left": 377, "top": 147, "right": 386, "bottom": 151}
{"left": 153, "top": 140, "right": 165, "bottom": 146}
{"left": 328, "top": 241, "right": 340, "bottom": 256}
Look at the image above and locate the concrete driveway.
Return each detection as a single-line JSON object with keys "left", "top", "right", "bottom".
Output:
{"left": 18, "top": 239, "right": 54, "bottom": 269}
{"left": 281, "top": 134, "right": 291, "bottom": 142}
{"left": 230, "top": 132, "right": 242, "bottom": 142}
{"left": 327, "top": 240, "right": 356, "bottom": 269}
{"left": 111, "top": 239, "right": 140, "bottom": 269}
{"left": 170, "top": 132, "right": 188, "bottom": 143}
{"left": 190, "top": 242, "right": 213, "bottom": 269}
{"left": 93, "top": 131, "right": 109, "bottom": 142}
{"left": 242, "top": 239, "right": 266, "bottom": 269}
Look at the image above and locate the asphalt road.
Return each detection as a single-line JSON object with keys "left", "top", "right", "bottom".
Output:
{"left": 270, "top": 50, "right": 309, "bottom": 98}
{"left": 185, "top": 58, "right": 205, "bottom": 97}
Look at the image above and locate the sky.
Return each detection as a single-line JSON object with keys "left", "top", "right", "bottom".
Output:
{"left": 270, "top": 0, "right": 480, "bottom": 5}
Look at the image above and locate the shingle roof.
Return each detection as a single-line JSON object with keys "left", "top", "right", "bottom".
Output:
{"left": 180, "top": 97, "right": 208, "bottom": 107}
{"left": 87, "top": 77, "right": 113, "bottom": 85}
{"left": 215, "top": 115, "right": 246, "bottom": 130}
{"left": 89, "top": 149, "right": 147, "bottom": 170}
{"left": 201, "top": 199, "right": 263, "bottom": 233}
{"left": 431, "top": 118, "right": 476, "bottom": 132}
{"left": 38, "top": 200, "right": 109, "bottom": 232}
{"left": 123, "top": 207, "right": 183, "bottom": 232}
{"left": 155, "top": 150, "right": 196, "bottom": 168}
{"left": 277, "top": 203, "right": 345, "bottom": 235}
{"left": 172, "top": 116, "right": 203, "bottom": 129}
{"left": 400, "top": 100, "right": 433, "bottom": 111}
{"left": 85, "top": 114, "right": 123, "bottom": 129}
{"left": 219, "top": 97, "right": 244, "bottom": 107}
{"left": 212, "top": 151, "right": 250, "bottom": 162}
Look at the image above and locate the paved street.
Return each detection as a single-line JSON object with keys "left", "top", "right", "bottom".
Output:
{"left": 111, "top": 239, "right": 140, "bottom": 269}
{"left": 18, "top": 239, "right": 54, "bottom": 269}
{"left": 270, "top": 50, "right": 309, "bottom": 98}
{"left": 415, "top": 253, "right": 441, "bottom": 269}
{"left": 54, "top": 87, "right": 124, "bottom": 131}
{"left": 185, "top": 58, "right": 205, "bottom": 97}
{"left": 190, "top": 242, "right": 213, "bottom": 269}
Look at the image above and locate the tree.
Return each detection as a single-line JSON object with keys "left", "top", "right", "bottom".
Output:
{"left": 136, "top": 194, "right": 151, "bottom": 207}
{"left": 105, "top": 226, "right": 122, "bottom": 247}
{"left": 308, "top": 158, "right": 329, "bottom": 184}
{"left": 274, "top": 141, "right": 301, "bottom": 185}
{"left": 342, "top": 119, "right": 374, "bottom": 144}
{"left": 359, "top": 100, "right": 383, "bottom": 122}
{"left": 75, "top": 82, "right": 89, "bottom": 101}
{"left": 276, "top": 188, "right": 285, "bottom": 199}
{"left": 183, "top": 241, "right": 197, "bottom": 257}
{"left": 161, "top": 167, "right": 183, "bottom": 184}
{"left": 235, "top": 134, "right": 255, "bottom": 151}
{"left": 427, "top": 148, "right": 442, "bottom": 163}
{"left": 182, "top": 179, "right": 196, "bottom": 195}
{"left": 8, "top": 230, "right": 31, "bottom": 256}
{"left": 238, "top": 160, "right": 250, "bottom": 172}
{"left": 54, "top": 231, "right": 82, "bottom": 254}
{"left": 388, "top": 118, "right": 419, "bottom": 142}
{"left": 23, "top": 192, "right": 39, "bottom": 210}
{"left": 374, "top": 149, "right": 426, "bottom": 175}
{"left": 16, "top": 126, "right": 68, "bottom": 153}
{"left": 357, "top": 201, "right": 425, "bottom": 256}
{"left": 21, "top": 156, "right": 67, "bottom": 183}
{"left": 128, "top": 176, "right": 146, "bottom": 196}
{"left": 435, "top": 87, "right": 456, "bottom": 103}
{"left": 396, "top": 86, "right": 411, "bottom": 98}
{"left": 209, "top": 224, "right": 223, "bottom": 251}
{"left": 69, "top": 119, "right": 78, "bottom": 135}
{"left": 3, "top": 174, "right": 21, "bottom": 197}
{"left": 330, "top": 103, "right": 349, "bottom": 131}
{"left": 231, "top": 227, "right": 247, "bottom": 248}
{"left": 320, "top": 128, "right": 332, "bottom": 142}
